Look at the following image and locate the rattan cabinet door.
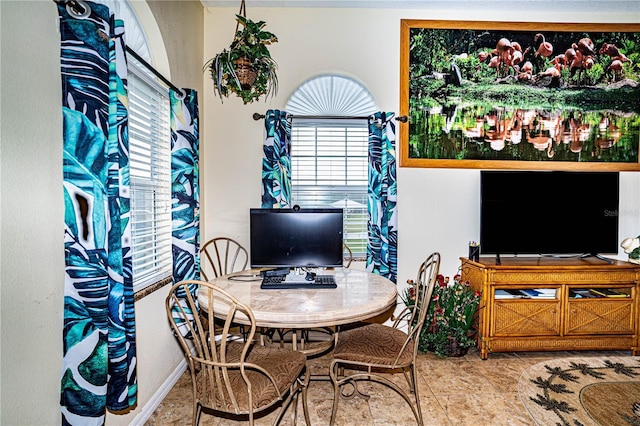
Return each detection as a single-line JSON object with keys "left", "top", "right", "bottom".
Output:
{"left": 492, "top": 299, "right": 561, "bottom": 336}
{"left": 566, "top": 298, "right": 634, "bottom": 335}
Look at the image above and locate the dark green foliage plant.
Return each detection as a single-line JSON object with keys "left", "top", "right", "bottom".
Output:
{"left": 204, "top": 15, "right": 278, "bottom": 104}
{"left": 402, "top": 273, "right": 482, "bottom": 357}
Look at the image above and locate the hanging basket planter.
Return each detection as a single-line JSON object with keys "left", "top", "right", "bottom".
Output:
{"left": 204, "top": 0, "right": 278, "bottom": 104}
{"left": 233, "top": 57, "right": 258, "bottom": 90}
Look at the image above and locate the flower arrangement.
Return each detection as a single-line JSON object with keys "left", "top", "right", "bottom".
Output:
{"left": 621, "top": 235, "right": 640, "bottom": 264}
{"left": 204, "top": 14, "right": 278, "bottom": 104}
{"left": 403, "top": 273, "right": 482, "bottom": 357}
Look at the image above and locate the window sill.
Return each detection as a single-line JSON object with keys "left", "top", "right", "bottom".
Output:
{"left": 134, "top": 276, "right": 173, "bottom": 301}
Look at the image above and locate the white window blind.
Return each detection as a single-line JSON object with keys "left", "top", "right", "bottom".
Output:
{"left": 287, "top": 74, "right": 377, "bottom": 259}
{"left": 127, "top": 61, "right": 173, "bottom": 291}
{"left": 291, "top": 119, "right": 368, "bottom": 257}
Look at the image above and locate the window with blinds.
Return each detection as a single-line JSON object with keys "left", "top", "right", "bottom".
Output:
{"left": 291, "top": 119, "right": 368, "bottom": 257}
{"left": 127, "top": 60, "right": 173, "bottom": 291}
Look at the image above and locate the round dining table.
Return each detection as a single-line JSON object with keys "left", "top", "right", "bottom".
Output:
{"left": 197, "top": 268, "right": 398, "bottom": 329}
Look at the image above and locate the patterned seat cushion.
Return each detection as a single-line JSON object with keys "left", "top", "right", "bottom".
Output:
{"left": 196, "top": 342, "right": 306, "bottom": 412}
{"left": 333, "top": 323, "right": 413, "bottom": 367}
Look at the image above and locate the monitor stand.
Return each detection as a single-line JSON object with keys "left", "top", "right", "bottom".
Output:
{"left": 579, "top": 252, "right": 614, "bottom": 264}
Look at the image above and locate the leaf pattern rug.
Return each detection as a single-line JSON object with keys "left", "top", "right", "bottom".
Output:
{"left": 518, "top": 356, "right": 640, "bottom": 426}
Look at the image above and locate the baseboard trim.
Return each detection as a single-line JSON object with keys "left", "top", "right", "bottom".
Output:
{"left": 130, "top": 359, "right": 187, "bottom": 426}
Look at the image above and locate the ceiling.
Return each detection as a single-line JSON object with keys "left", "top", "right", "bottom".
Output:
{"left": 199, "top": 0, "right": 456, "bottom": 7}
{"left": 200, "top": 0, "right": 639, "bottom": 11}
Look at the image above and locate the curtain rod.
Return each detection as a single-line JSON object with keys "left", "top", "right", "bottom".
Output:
{"left": 55, "top": 0, "right": 185, "bottom": 98}
{"left": 125, "top": 47, "right": 185, "bottom": 97}
{"left": 252, "top": 113, "right": 408, "bottom": 122}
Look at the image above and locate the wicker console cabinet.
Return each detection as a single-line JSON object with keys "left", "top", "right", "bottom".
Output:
{"left": 461, "top": 257, "right": 640, "bottom": 360}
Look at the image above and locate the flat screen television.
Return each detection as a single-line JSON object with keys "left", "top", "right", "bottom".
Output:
{"left": 480, "top": 171, "right": 619, "bottom": 258}
{"left": 249, "top": 208, "right": 344, "bottom": 269}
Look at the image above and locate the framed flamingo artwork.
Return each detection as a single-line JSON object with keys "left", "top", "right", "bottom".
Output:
{"left": 399, "top": 20, "right": 640, "bottom": 171}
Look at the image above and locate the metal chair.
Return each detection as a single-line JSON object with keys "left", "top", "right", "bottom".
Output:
{"left": 329, "top": 252, "right": 441, "bottom": 425}
{"left": 343, "top": 242, "right": 353, "bottom": 268}
{"left": 166, "top": 280, "right": 311, "bottom": 426}
{"left": 199, "top": 237, "right": 250, "bottom": 339}
{"left": 200, "top": 237, "right": 248, "bottom": 281}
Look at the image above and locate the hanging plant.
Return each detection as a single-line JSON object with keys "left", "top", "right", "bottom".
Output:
{"left": 204, "top": 4, "right": 278, "bottom": 105}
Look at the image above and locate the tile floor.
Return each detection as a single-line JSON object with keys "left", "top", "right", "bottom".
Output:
{"left": 146, "top": 348, "right": 630, "bottom": 425}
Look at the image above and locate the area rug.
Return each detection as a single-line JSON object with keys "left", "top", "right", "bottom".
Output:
{"left": 518, "top": 356, "right": 640, "bottom": 426}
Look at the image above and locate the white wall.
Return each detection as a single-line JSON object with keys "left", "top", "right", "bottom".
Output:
{"left": 0, "top": 1, "right": 203, "bottom": 425}
{"left": 1, "top": 2, "right": 64, "bottom": 423}
{"left": 202, "top": 5, "right": 640, "bottom": 286}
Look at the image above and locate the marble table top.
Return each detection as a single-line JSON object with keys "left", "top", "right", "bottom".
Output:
{"left": 198, "top": 268, "right": 398, "bottom": 329}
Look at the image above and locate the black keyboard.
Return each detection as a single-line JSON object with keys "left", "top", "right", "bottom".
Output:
{"left": 260, "top": 274, "right": 337, "bottom": 289}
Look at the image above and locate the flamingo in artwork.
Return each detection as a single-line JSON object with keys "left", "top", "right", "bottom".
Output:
{"left": 488, "top": 55, "right": 501, "bottom": 75}
{"left": 607, "top": 59, "right": 624, "bottom": 82}
{"left": 600, "top": 42, "right": 632, "bottom": 63}
{"left": 600, "top": 42, "right": 622, "bottom": 57}
{"left": 568, "top": 46, "right": 594, "bottom": 85}
{"left": 534, "top": 33, "right": 553, "bottom": 57}
{"left": 520, "top": 61, "right": 533, "bottom": 74}
{"left": 551, "top": 54, "right": 566, "bottom": 69}
{"left": 493, "top": 38, "right": 515, "bottom": 77}
{"left": 576, "top": 38, "right": 595, "bottom": 57}
{"left": 535, "top": 63, "right": 562, "bottom": 86}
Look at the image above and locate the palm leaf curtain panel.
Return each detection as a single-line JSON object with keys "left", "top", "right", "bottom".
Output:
{"left": 261, "top": 109, "right": 292, "bottom": 208}
{"left": 170, "top": 88, "right": 201, "bottom": 284}
{"left": 57, "top": 0, "right": 199, "bottom": 423}
{"left": 367, "top": 112, "right": 398, "bottom": 284}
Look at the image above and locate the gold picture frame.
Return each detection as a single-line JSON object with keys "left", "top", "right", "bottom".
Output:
{"left": 399, "top": 20, "right": 640, "bottom": 171}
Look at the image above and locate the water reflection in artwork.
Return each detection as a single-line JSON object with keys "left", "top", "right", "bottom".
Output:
{"left": 412, "top": 106, "right": 638, "bottom": 163}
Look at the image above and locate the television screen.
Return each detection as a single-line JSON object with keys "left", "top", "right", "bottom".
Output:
{"left": 480, "top": 171, "right": 619, "bottom": 256}
{"left": 250, "top": 208, "right": 344, "bottom": 268}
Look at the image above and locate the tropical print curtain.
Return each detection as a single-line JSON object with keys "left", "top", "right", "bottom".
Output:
{"left": 170, "top": 89, "right": 200, "bottom": 337}
{"left": 366, "top": 112, "right": 398, "bottom": 283}
{"left": 58, "top": 1, "right": 137, "bottom": 423}
{"left": 261, "top": 109, "right": 292, "bottom": 208}
{"left": 171, "top": 89, "right": 200, "bottom": 283}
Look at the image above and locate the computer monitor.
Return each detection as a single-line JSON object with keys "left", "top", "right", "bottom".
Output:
{"left": 249, "top": 208, "right": 344, "bottom": 269}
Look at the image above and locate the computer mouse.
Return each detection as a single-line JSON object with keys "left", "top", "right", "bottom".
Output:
{"left": 305, "top": 272, "right": 316, "bottom": 281}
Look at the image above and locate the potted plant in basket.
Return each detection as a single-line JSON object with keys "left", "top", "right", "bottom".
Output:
{"left": 204, "top": 14, "right": 278, "bottom": 104}
{"left": 402, "top": 273, "right": 482, "bottom": 357}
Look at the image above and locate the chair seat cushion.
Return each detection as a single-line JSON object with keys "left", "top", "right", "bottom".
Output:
{"left": 196, "top": 342, "right": 306, "bottom": 412}
{"left": 333, "top": 323, "right": 413, "bottom": 367}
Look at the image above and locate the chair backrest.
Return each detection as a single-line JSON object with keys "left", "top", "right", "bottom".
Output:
{"left": 166, "top": 280, "right": 259, "bottom": 414}
{"left": 343, "top": 242, "right": 353, "bottom": 268}
{"left": 394, "top": 252, "right": 441, "bottom": 363}
{"left": 200, "top": 237, "right": 249, "bottom": 281}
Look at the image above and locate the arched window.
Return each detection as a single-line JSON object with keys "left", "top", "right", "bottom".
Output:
{"left": 286, "top": 75, "right": 377, "bottom": 258}
{"left": 100, "top": 0, "right": 151, "bottom": 62}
